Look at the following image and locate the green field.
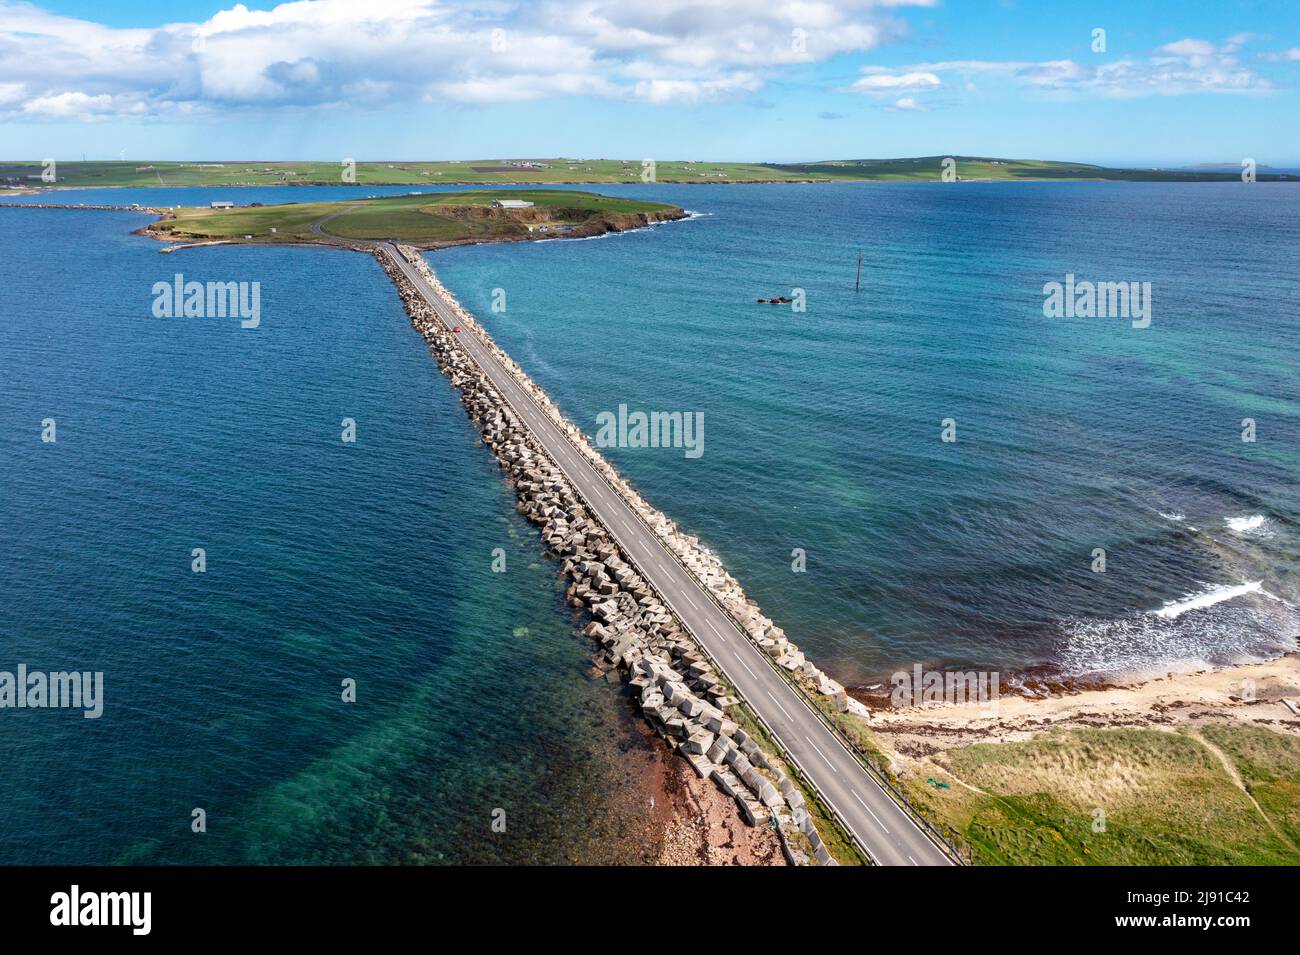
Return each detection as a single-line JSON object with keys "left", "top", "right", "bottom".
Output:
{"left": 146, "top": 188, "right": 683, "bottom": 247}
{"left": 762, "top": 156, "right": 1288, "bottom": 182}
{"left": 3, "top": 156, "right": 1287, "bottom": 190}
{"left": 898, "top": 725, "right": 1300, "bottom": 865}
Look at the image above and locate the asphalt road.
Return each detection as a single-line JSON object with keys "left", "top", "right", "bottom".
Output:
{"left": 309, "top": 205, "right": 362, "bottom": 239}
{"left": 381, "top": 243, "right": 955, "bottom": 867}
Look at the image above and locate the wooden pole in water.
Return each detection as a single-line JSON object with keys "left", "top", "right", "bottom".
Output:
{"left": 855, "top": 252, "right": 862, "bottom": 292}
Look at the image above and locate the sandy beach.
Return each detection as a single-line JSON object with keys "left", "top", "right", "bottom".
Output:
{"left": 867, "top": 654, "right": 1300, "bottom": 761}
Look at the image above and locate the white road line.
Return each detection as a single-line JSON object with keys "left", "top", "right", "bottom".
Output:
{"left": 704, "top": 620, "right": 727, "bottom": 644}
{"left": 908, "top": 855, "right": 918, "bottom": 866}
{"left": 804, "top": 735, "right": 840, "bottom": 775}
{"left": 681, "top": 592, "right": 700, "bottom": 612}
{"left": 851, "top": 790, "right": 891, "bottom": 834}
{"left": 733, "top": 654, "right": 757, "bottom": 679}
{"left": 765, "top": 690, "right": 794, "bottom": 722}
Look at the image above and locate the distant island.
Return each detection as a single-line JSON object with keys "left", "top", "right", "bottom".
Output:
{"left": 141, "top": 189, "right": 686, "bottom": 250}
{"left": 2, "top": 156, "right": 1293, "bottom": 191}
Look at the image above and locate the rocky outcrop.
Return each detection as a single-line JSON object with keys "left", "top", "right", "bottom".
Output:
{"left": 377, "top": 244, "right": 843, "bottom": 865}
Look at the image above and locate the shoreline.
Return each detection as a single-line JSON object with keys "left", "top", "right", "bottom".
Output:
{"left": 144, "top": 202, "right": 688, "bottom": 252}
{"left": 591, "top": 706, "right": 783, "bottom": 865}
{"left": 851, "top": 647, "right": 1300, "bottom": 711}
{"left": 867, "top": 653, "right": 1300, "bottom": 758}
{"left": 10, "top": 175, "right": 1298, "bottom": 202}
{"left": 0, "top": 199, "right": 689, "bottom": 253}
{"left": 640, "top": 721, "right": 784, "bottom": 865}
{"left": 869, "top": 653, "right": 1300, "bottom": 865}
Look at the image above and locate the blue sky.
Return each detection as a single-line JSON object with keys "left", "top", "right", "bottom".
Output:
{"left": 1, "top": 0, "right": 1297, "bottom": 164}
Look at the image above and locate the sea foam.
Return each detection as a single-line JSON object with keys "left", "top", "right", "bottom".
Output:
{"left": 1154, "top": 581, "right": 1262, "bottom": 620}
{"left": 1226, "top": 514, "right": 1268, "bottom": 533}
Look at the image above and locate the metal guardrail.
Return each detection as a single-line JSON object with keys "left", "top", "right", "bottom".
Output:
{"left": 386, "top": 246, "right": 966, "bottom": 866}
{"left": 570, "top": 460, "right": 969, "bottom": 866}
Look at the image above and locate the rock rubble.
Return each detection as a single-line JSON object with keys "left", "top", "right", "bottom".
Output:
{"left": 377, "top": 244, "right": 850, "bottom": 865}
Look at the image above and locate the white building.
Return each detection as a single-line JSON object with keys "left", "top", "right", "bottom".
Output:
{"left": 490, "top": 199, "right": 534, "bottom": 209}
{"left": 210, "top": 200, "right": 235, "bottom": 209}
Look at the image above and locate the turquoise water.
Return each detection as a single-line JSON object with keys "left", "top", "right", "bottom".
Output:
{"left": 0, "top": 205, "right": 665, "bottom": 864}
{"left": 2, "top": 182, "right": 1298, "bottom": 863}
{"left": 420, "top": 181, "right": 1300, "bottom": 684}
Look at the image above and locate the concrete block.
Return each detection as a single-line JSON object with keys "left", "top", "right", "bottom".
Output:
{"left": 679, "top": 697, "right": 705, "bottom": 719}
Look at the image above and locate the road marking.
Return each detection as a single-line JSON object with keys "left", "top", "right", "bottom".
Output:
{"left": 733, "top": 654, "right": 757, "bottom": 679}
{"left": 765, "top": 690, "right": 794, "bottom": 722}
{"left": 804, "top": 735, "right": 840, "bottom": 775}
{"left": 908, "top": 855, "right": 918, "bottom": 866}
{"left": 704, "top": 620, "right": 727, "bottom": 644}
{"left": 681, "top": 592, "right": 700, "bottom": 612}
{"left": 851, "top": 790, "right": 891, "bottom": 834}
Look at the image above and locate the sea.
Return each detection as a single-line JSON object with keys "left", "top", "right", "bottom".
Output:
{"left": 2, "top": 179, "right": 1297, "bottom": 862}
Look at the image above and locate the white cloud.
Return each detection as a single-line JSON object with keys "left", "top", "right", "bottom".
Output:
{"left": 21, "top": 90, "right": 116, "bottom": 119}
{"left": 0, "top": 0, "right": 927, "bottom": 118}
{"left": 882, "top": 34, "right": 1276, "bottom": 106}
{"left": 633, "top": 74, "right": 763, "bottom": 105}
{"left": 3, "top": 5, "right": 1282, "bottom": 122}
{"left": 1156, "top": 38, "right": 1217, "bottom": 58}
{"left": 1222, "top": 33, "right": 1253, "bottom": 53}
{"left": 887, "top": 96, "right": 926, "bottom": 111}
{"left": 844, "top": 68, "right": 941, "bottom": 92}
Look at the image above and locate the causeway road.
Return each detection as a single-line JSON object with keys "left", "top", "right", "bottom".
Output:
{"left": 380, "top": 242, "right": 955, "bottom": 867}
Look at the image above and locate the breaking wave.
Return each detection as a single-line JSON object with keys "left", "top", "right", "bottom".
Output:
{"left": 1226, "top": 514, "right": 1268, "bottom": 534}
{"left": 1056, "top": 581, "right": 1300, "bottom": 679}
{"left": 1154, "top": 581, "right": 1263, "bottom": 619}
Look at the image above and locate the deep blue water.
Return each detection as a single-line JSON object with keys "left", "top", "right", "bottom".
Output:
{"left": 2, "top": 181, "right": 1298, "bottom": 863}
{"left": 0, "top": 205, "right": 666, "bottom": 864}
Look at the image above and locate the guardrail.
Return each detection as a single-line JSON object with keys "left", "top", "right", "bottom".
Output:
{"left": 387, "top": 245, "right": 967, "bottom": 865}
{"left": 570, "top": 455, "right": 969, "bottom": 866}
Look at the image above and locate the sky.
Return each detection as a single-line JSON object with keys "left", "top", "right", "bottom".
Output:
{"left": 1, "top": 0, "right": 1298, "bottom": 165}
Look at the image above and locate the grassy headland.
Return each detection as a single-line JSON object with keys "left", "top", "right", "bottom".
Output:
{"left": 849, "top": 655, "right": 1300, "bottom": 865}
{"left": 5, "top": 156, "right": 1292, "bottom": 190}
{"left": 907, "top": 726, "right": 1300, "bottom": 865}
{"left": 143, "top": 189, "right": 686, "bottom": 249}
